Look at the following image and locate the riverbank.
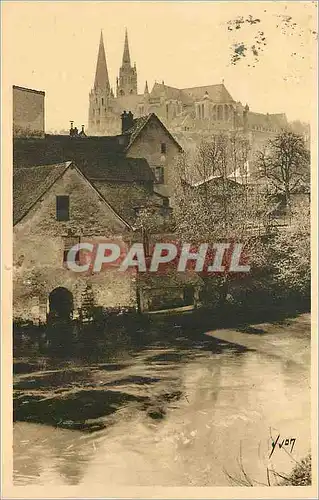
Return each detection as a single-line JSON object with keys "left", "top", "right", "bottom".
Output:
{"left": 13, "top": 295, "right": 310, "bottom": 359}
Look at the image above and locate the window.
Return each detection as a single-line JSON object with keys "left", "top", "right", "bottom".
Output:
{"left": 63, "top": 236, "right": 80, "bottom": 265}
{"left": 56, "top": 196, "right": 69, "bottom": 221}
{"left": 161, "top": 143, "right": 167, "bottom": 154}
{"left": 153, "top": 166, "right": 164, "bottom": 184}
{"left": 101, "top": 97, "right": 104, "bottom": 105}
{"left": 163, "top": 197, "right": 169, "bottom": 208}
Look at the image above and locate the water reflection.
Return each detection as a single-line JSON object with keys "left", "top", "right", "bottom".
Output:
{"left": 13, "top": 314, "right": 311, "bottom": 486}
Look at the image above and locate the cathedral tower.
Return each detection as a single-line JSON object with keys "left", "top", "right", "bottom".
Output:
{"left": 116, "top": 29, "right": 137, "bottom": 97}
{"left": 88, "top": 31, "right": 117, "bottom": 135}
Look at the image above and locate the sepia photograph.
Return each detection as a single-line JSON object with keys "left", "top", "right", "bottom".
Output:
{"left": 1, "top": 0, "right": 318, "bottom": 497}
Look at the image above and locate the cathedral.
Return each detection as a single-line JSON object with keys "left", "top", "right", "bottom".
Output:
{"left": 88, "top": 30, "right": 289, "bottom": 142}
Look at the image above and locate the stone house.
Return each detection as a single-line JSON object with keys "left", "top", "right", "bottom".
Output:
{"left": 13, "top": 85, "right": 45, "bottom": 138}
{"left": 13, "top": 154, "right": 170, "bottom": 325}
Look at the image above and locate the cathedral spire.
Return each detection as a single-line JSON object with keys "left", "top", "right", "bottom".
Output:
{"left": 122, "top": 28, "right": 131, "bottom": 66}
{"left": 144, "top": 80, "right": 149, "bottom": 94}
{"left": 94, "top": 30, "right": 110, "bottom": 92}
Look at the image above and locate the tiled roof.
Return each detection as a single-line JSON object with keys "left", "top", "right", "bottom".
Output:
{"left": 182, "top": 84, "right": 235, "bottom": 103}
{"left": 150, "top": 83, "right": 192, "bottom": 104}
{"left": 149, "top": 82, "right": 235, "bottom": 105}
{"left": 123, "top": 114, "right": 151, "bottom": 148}
{"left": 13, "top": 136, "right": 155, "bottom": 182}
{"left": 79, "top": 154, "right": 155, "bottom": 183}
{"left": 13, "top": 135, "right": 125, "bottom": 168}
{"left": 92, "top": 181, "right": 166, "bottom": 225}
{"left": 13, "top": 162, "right": 71, "bottom": 225}
{"left": 123, "top": 113, "right": 183, "bottom": 152}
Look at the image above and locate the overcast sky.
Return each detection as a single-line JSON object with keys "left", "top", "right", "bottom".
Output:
{"left": 3, "top": 1, "right": 317, "bottom": 131}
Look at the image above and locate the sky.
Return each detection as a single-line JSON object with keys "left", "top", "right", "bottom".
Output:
{"left": 2, "top": 1, "right": 317, "bottom": 131}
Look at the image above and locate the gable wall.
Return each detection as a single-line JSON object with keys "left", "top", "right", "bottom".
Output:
{"left": 126, "top": 116, "right": 181, "bottom": 186}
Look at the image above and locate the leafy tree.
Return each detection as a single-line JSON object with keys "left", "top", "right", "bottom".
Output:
{"left": 256, "top": 131, "right": 310, "bottom": 210}
{"left": 267, "top": 200, "right": 310, "bottom": 298}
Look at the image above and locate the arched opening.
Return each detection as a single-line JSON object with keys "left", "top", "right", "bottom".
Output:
{"left": 49, "top": 287, "right": 73, "bottom": 321}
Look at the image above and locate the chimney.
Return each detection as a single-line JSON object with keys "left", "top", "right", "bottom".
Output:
{"left": 121, "top": 110, "right": 134, "bottom": 133}
{"left": 69, "top": 121, "right": 74, "bottom": 136}
{"left": 79, "top": 125, "right": 87, "bottom": 137}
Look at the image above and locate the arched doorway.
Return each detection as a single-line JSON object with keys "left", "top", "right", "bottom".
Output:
{"left": 49, "top": 287, "right": 74, "bottom": 321}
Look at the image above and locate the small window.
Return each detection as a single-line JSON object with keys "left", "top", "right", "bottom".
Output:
{"left": 56, "top": 195, "right": 69, "bottom": 221}
{"left": 101, "top": 97, "right": 104, "bottom": 105}
{"left": 163, "top": 197, "right": 169, "bottom": 208}
{"left": 161, "top": 143, "right": 166, "bottom": 154}
{"left": 63, "top": 236, "right": 80, "bottom": 265}
{"left": 153, "top": 166, "right": 164, "bottom": 184}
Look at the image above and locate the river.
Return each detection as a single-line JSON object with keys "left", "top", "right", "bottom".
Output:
{"left": 13, "top": 313, "right": 311, "bottom": 487}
